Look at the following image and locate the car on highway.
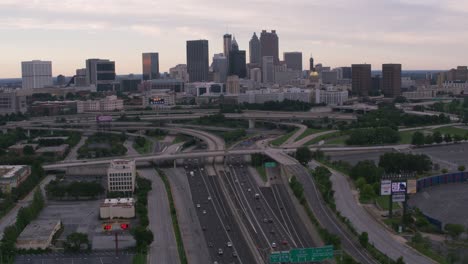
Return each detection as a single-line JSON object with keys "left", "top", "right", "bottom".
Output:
{"left": 227, "top": 241, "right": 232, "bottom": 247}
{"left": 282, "top": 240, "right": 288, "bottom": 245}
{"left": 196, "top": 203, "right": 201, "bottom": 208}
{"left": 218, "top": 248, "right": 223, "bottom": 255}
{"left": 202, "top": 210, "right": 207, "bottom": 214}
{"left": 247, "top": 188, "right": 251, "bottom": 192}
{"left": 190, "top": 171, "right": 194, "bottom": 176}
{"left": 232, "top": 251, "right": 238, "bottom": 258}
{"left": 272, "top": 242, "right": 277, "bottom": 248}
{"left": 254, "top": 193, "right": 260, "bottom": 199}
{"left": 208, "top": 196, "right": 212, "bottom": 201}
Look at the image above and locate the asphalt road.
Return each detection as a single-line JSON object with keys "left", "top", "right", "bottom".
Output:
{"left": 309, "top": 160, "right": 435, "bottom": 264}
{"left": 184, "top": 159, "right": 255, "bottom": 264}
{"left": 138, "top": 168, "right": 180, "bottom": 264}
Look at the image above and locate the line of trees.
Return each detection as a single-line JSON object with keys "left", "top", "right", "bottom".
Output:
{"left": 46, "top": 180, "right": 104, "bottom": 200}
{"left": 346, "top": 127, "right": 400, "bottom": 145}
{"left": 222, "top": 129, "right": 246, "bottom": 143}
{"left": 412, "top": 131, "right": 468, "bottom": 146}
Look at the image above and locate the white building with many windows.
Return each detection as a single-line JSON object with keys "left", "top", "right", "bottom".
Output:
{"left": 107, "top": 159, "right": 136, "bottom": 192}
{"left": 76, "top": 95, "right": 123, "bottom": 113}
{"left": 315, "top": 87, "right": 349, "bottom": 105}
{"left": 21, "top": 60, "right": 53, "bottom": 89}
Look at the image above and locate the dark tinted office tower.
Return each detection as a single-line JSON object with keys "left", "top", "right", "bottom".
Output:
{"left": 249, "top": 32, "right": 261, "bottom": 65}
{"left": 284, "top": 52, "right": 302, "bottom": 71}
{"left": 341, "top": 67, "right": 352, "bottom": 79}
{"left": 229, "top": 39, "right": 247, "bottom": 78}
{"left": 56, "top": 74, "right": 66, "bottom": 85}
{"left": 351, "top": 64, "right": 371, "bottom": 96}
{"left": 186, "top": 40, "right": 209, "bottom": 82}
{"left": 371, "top": 75, "right": 382, "bottom": 96}
{"left": 260, "top": 30, "right": 279, "bottom": 64}
{"left": 223, "top": 34, "right": 232, "bottom": 62}
{"left": 86, "top": 58, "right": 116, "bottom": 91}
{"left": 142, "top": 53, "right": 160, "bottom": 80}
{"left": 382, "top": 64, "right": 402, "bottom": 98}
{"left": 309, "top": 56, "right": 314, "bottom": 71}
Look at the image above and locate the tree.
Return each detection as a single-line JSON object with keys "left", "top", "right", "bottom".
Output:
{"left": 411, "top": 131, "right": 425, "bottom": 146}
{"left": 458, "top": 166, "right": 466, "bottom": 172}
{"left": 445, "top": 223, "right": 464, "bottom": 240}
{"left": 359, "top": 232, "right": 369, "bottom": 247}
{"left": 132, "top": 226, "right": 154, "bottom": 249}
{"left": 433, "top": 131, "right": 443, "bottom": 143}
{"left": 359, "top": 184, "right": 376, "bottom": 202}
{"left": 444, "top": 134, "right": 452, "bottom": 143}
{"left": 350, "top": 160, "right": 383, "bottom": 183}
{"left": 396, "top": 257, "right": 406, "bottom": 264}
{"left": 22, "top": 145, "right": 35, "bottom": 155}
{"left": 65, "top": 232, "right": 89, "bottom": 252}
{"left": 424, "top": 134, "right": 434, "bottom": 145}
{"left": 441, "top": 168, "right": 448, "bottom": 173}
{"left": 296, "top": 146, "right": 312, "bottom": 165}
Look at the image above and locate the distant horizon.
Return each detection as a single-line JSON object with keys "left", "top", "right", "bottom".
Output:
{"left": 1, "top": 1, "right": 468, "bottom": 78}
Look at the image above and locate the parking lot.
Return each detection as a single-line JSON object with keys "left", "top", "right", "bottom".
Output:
{"left": 413, "top": 143, "right": 468, "bottom": 168}
{"left": 38, "top": 200, "right": 135, "bottom": 250}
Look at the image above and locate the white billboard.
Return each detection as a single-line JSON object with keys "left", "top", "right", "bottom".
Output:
{"left": 380, "top": 180, "right": 392, "bottom": 196}
{"left": 392, "top": 193, "right": 406, "bottom": 202}
{"left": 391, "top": 181, "right": 407, "bottom": 194}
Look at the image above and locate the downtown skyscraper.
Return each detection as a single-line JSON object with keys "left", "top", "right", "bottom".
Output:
{"left": 249, "top": 32, "right": 261, "bottom": 65}
{"left": 186, "top": 40, "right": 209, "bottom": 82}
{"left": 352, "top": 64, "right": 371, "bottom": 97}
{"left": 142, "top": 53, "right": 160, "bottom": 80}
{"left": 260, "top": 30, "right": 279, "bottom": 64}
{"left": 284, "top": 52, "right": 302, "bottom": 71}
{"left": 229, "top": 38, "right": 247, "bottom": 78}
{"left": 382, "top": 64, "right": 402, "bottom": 98}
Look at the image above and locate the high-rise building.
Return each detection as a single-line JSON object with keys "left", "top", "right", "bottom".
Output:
{"left": 226, "top": 75, "right": 240, "bottom": 94}
{"left": 260, "top": 30, "right": 279, "bottom": 64}
{"left": 212, "top": 54, "right": 228, "bottom": 83}
{"left": 351, "top": 64, "right": 371, "bottom": 96}
{"left": 85, "top": 59, "right": 116, "bottom": 91}
{"left": 186, "top": 40, "right": 209, "bottom": 82}
{"left": 262, "top": 56, "right": 274, "bottom": 83}
{"left": 341, "top": 67, "right": 352, "bottom": 79}
{"left": 56, "top": 75, "right": 66, "bottom": 86}
{"left": 371, "top": 75, "right": 382, "bottom": 95}
{"left": 169, "top": 64, "right": 189, "bottom": 82}
{"left": 142, "top": 53, "right": 160, "bottom": 80}
{"left": 0, "top": 90, "right": 27, "bottom": 114}
{"left": 249, "top": 32, "right": 261, "bottom": 65}
{"left": 250, "top": 68, "right": 262, "bottom": 83}
{"left": 21, "top": 60, "right": 53, "bottom": 89}
{"left": 455, "top": 66, "right": 468, "bottom": 81}
{"left": 223, "top": 34, "right": 232, "bottom": 63}
{"left": 309, "top": 56, "right": 314, "bottom": 72}
{"left": 284, "top": 52, "right": 302, "bottom": 71}
{"left": 382, "top": 64, "right": 402, "bottom": 98}
{"left": 229, "top": 38, "right": 247, "bottom": 78}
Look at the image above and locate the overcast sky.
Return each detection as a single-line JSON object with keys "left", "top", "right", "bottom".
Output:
{"left": 1, "top": 0, "right": 467, "bottom": 78}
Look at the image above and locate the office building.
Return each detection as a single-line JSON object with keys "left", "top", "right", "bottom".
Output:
{"left": 0, "top": 165, "right": 31, "bottom": 193}
{"left": 250, "top": 68, "right": 262, "bottom": 83}
{"left": 455, "top": 66, "right": 468, "bottom": 82}
{"left": 120, "top": 77, "right": 141, "bottom": 92}
{"left": 21, "top": 60, "right": 53, "bottom": 89}
{"left": 141, "top": 79, "right": 185, "bottom": 93}
{"left": 260, "top": 30, "right": 279, "bottom": 64}
{"left": 0, "top": 90, "right": 27, "bottom": 114}
{"left": 169, "top": 64, "right": 189, "bottom": 82}
{"left": 100, "top": 198, "right": 135, "bottom": 219}
{"left": 76, "top": 95, "right": 123, "bottom": 113}
{"left": 341, "top": 67, "right": 352, "bottom": 79}
{"left": 321, "top": 71, "right": 338, "bottom": 85}
{"left": 74, "top": 68, "right": 87, "bottom": 86}
{"left": 309, "top": 56, "right": 314, "bottom": 72}
{"left": 142, "top": 53, "right": 160, "bottom": 80}
{"left": 85, "top": 59, "right": 116, "bottom": 91}
{"left": 351, "top": 64, "right": 371, "bottom": 96}
{"left": 382, "top": 64, "right": 402, "bottom": 98}
{"left": 212, "top": 53, "right": 228, "bottom": 83}
{"left": 249, "top": 32, "right": 261, "bottom": 65}
{"left": 371, "top": 75, "right": 382, "bottom": 95}
{"left": 284, "top": 52, "right": 302, "bottom": 71}
{"left": 262, "top": 56, "right": 275, "bottom": 84}
{"left": 107, "top": 159, "right": 136, "bottom": 192}
{"left": 186, "top": 40, "right": 209, "bottom": 82}
{"left": 223, "top": 34, "right": 232, "bottom": 63}
{"left": 226, "top": 75, "right": 240, "bottom": 94}
{"left": 315, "top": 87, "right": 349, "bottom": 105}
{"left": 56, "top": 75, "right": 66, "bottom": 86}
{"left": 229, "top": 38, "right": 247, "bottom": 78}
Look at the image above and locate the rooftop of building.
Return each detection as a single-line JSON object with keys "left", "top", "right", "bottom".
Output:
{"left": 0, "top": 165, "right": 29, "bottom": 179}
{"left": 17, "top": 219, "right": 61, "bottom": 241}
{"left": 36, "top": 144, "right": 69, "bottom": 153}
{"left": 101, "top": 197, "right": 134, "bottom": 206}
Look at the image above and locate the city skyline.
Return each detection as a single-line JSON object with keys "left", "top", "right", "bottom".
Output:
{"left": 1, "top": 0, "right": 468, "bottom": 78}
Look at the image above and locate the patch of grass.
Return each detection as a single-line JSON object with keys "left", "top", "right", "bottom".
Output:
{"left": 375, "top": 196, "right": 400, "bottom": 210}
{"left": 306, "top": 131, "right": 341, "bottom": 145}
{"left": 325, "top": 136, "right": 348, "bottom": 145}
{"left": 271, "top": 129, "right": 298, "bottom": 146}
{"left": 408, "top": 242, "right": 449, "bottom": 264}
{"left": 256, "top": 166, "right": 267, "bottom": 182}
{"left": 398, "top": 130, "right": 418, "bottom": 144}
{"left": 134, "top": 140, "right": 153, "bottom": 154}
{"left": 132, "top": 253, "right": 147, "bottom": 264}
{"left": 433, "top": 126, "right": 467, "bottom": 137}
{"left": 172, "top": 134, "right": 190, "bottom": 144}
{"left": 295, "top": 128, "right": 324, "bottom": 142}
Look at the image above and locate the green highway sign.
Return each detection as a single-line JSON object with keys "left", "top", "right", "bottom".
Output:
{"left": 265, "top": 162, "right": 277, "bottom": 168}
{"left": 289, "top": 245, "right": 334, "bottom": 262}
{"left": 270, "top": 251, "right": 290, "bottom": 263}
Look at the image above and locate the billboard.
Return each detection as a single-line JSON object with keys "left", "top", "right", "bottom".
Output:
{"left": 392, "top": 193, "right": 406, "bottom": 202}
{"left": 391, "top": 181, "right": 407, "bottom": 193}
{"left": 149, "top": 97, "right": 165, "bottom": 105}
{"left": 96, "top": 115, "right": 112, "bottom": 122}
{"left": 407, "top": 179, "right": 417, "bottom": 194}
{"left": 380, "top": 180, "right": 392, "bottom": 196}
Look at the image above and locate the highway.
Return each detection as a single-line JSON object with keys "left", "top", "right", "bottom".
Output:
{"left": 184, "top": 159, "right": 255, "bottom": 263}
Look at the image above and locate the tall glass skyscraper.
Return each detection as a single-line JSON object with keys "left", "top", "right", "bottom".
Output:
{"left": 186, "top": 40, "right": 209, "bottom": 82}
{"left": 142, "top": 53, "right": 160, "bottom": 80}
